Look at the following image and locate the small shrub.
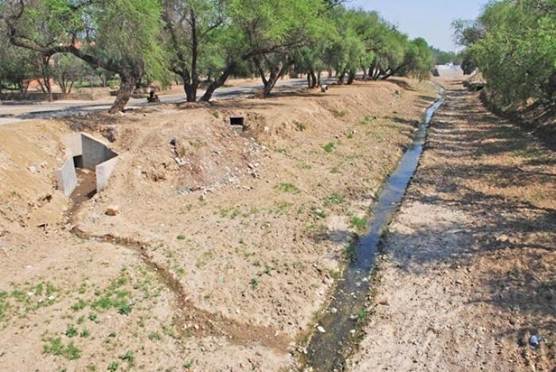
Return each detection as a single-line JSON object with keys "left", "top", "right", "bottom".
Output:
{"left": 276, "top": 183, "right": 300, "bottom": 194}
{"left": 71, "top": 299, "right": 87, "bottom": 312}
{"left": 324, "top": 193, "right": 344, "bottom": 206}
{"left": 294, "top": 121, "right": 306, "bottom": 131}
{"left": 323, "top": 142, "right": 336, "bottom": 153}
{"left": 358, "top": 307, "right": 368, "bottom": 322}
{"left": 350, "top": 216, "right": 368, "bottom": 232}
{"left": 43, "top": 337, "right": 81, "bottom": 360}
{"left": 250, "top": 278, "right": 259, "bottom": 290}
{"left": 119, "top": 351, "right": 135, "bottom": 366}
{"left": 333, "top": 109, "right": 347, "bottom": 118}
{"left": 65, "top": 324, "right": 78, "bottom": 338}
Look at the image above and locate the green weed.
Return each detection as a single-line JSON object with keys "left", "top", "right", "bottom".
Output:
{"left": 323, "top": 142, "right": 336, "bottom": 153}
{"left": 324, "top": 193, "right": 344, "bottom": 206}
{"left": 276, "top": 182, "right": 300, "bottom": 194}
{"left": 43, "top": 337, "right": 81, "bottom": 360}
{"left": 350, "top": 216, "right": 368, "bottom": 232}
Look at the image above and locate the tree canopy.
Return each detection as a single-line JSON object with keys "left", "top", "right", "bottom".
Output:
{"left": 1, "top": 0, "right": 438, "bottom": 110}
{"left": 454, "top": 0, "right": 556, "bottom": 108}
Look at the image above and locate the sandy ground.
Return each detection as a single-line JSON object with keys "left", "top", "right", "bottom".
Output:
{"left": 348, "top": 80, "right": 555, "bottom": 371}
{"left": 0, "top": 78, "right": 437, "bottom": 371}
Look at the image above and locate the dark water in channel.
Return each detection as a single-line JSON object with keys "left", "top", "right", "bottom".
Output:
{"left": 304, "top": 94, "right": 445, "bottom": 371}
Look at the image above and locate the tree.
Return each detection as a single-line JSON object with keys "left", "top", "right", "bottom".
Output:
{"left": 51, "top": 54, "right": 91, "bottom": 94}
{"left": 162, "top": 0, "right": 225, "bottom": 102}
{"left": 0, "top": 35, "right": 35, "bottom": 94}
{"left": 229, "top": 0, "right": 325, "bottom": 97}
{"left": 455, "top": 0, "right": 556, "bottom": 107}
{"left": 3, "top": 0, "right": 168, "bottom": 113}
{"left": 399, "top": 38, "right": 434, "bottom": 80}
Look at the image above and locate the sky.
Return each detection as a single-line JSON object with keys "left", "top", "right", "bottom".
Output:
{"left": 347, "top": 0, "right": 489, "bottom": 51}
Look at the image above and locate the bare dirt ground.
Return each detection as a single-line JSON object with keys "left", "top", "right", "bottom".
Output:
{"left": 0, "top": 79, "right": 436, "bottom": 371}
{"left": 348, "top": 80, "right": 555, "bottom": 371}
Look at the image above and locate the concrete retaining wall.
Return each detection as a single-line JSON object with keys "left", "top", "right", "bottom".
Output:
{"left": 55, "top": 157, "right": 78, "bottom": 196}
{"left": 96, "top": 156, "right": 119, "bottom": 191}
{"left": 81, "top": 133, "right": 117, "bottom": 170}
{"left": 56, "top": 133, "right": 118, "bottom": 197}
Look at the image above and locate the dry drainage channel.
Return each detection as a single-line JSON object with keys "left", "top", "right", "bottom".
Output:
{"left": 303, "top": 93, "right": 445, "bottom": 371}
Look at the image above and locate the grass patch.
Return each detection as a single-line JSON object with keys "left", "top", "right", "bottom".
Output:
{"left": 0, "top": 281, "right": 59, "bottom": 322}
{"left": 250, "top": 278, "right": 259, "bottom": 290}
{"left": 350, "top": 216, "right": 368, "bottom": 232}
{"left": 332, "top": 109, "right": 348, "bottom": 118}
{"left": 43, "top": 337, "right": 81, "bottom": 360}
{"left": 357, "top": 307, "right": 368, "bottom": 322}
{"left": 324, "top": 193, "right": 345, "bottom": 206}
{"left": 65, "top": 324, "right": 78, "bottom": 338}
{"left": 323, "top": 142, "right": 336, "bottom": 153}
{"left": 293, "top": 121, "right": 306, "bottom": 131}
{"left": 119, "top": 351, "right": 135, "bottom": 366}
{"left": 276, "top": 182, "right": 300, "bottom": 194}
{"left": 148, "top": 332, "right": 161, "bottom": 341}
{"left": 359, "top": 115, "right": 376, "bottom": 125}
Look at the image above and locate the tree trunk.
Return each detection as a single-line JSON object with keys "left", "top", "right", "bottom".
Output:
{"left": 347, "top": 69, "right": 356, "bottom": 85}
{"left": 189, "top": 8, "right": 199, "bottom": 102}
{"left": 184, "top": 80, "right": 197, "bottom": 102}
{"left": 310, "top": 70, "right": 318, "bottom": 88}
{"left": 337, "top": 70, "right": 346, "bottom": 84}
{"left": 200, "top": 62, "right": 235, "bottom": 102}
{"left": 262, "top": 62, "right": 290, "bottom": 97}
{"left": 307, "top": 72, "right": 313, "bottom": 88}
{"left": 109, "top": 74, "right": 136, "bottom": 113}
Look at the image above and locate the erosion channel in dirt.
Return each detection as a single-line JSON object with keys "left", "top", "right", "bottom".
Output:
{"left": 304, "top": 91, "right": 444, "bottom": 371}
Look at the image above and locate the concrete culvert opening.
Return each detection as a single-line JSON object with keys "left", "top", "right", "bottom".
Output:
{"left": 56, "top": 133, "right": 119, "bottom": 203}
{"left": 229, "top": 116, "right": 245, "bottom": 131}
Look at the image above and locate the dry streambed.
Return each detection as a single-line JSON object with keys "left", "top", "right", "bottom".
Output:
{"left": 0, "top": 79, "right": 436, "bottom": 370}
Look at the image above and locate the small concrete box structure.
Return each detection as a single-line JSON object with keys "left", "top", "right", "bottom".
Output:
{"left": 56, "top": 133, "right": 118, "bottom": 196}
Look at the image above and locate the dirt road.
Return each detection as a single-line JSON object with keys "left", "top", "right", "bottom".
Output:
{"left": 348, "top": 80, "right": 555, "bottom": 371}
{"left": 0, "top": 78, "right": 315, "bottom": 126}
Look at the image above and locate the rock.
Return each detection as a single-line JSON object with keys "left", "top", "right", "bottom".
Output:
{"left": 105, "top": 206, "right": 120, "bottom": 216}
{"left": 330, "top": 307, "right": 338, "bottom": 314}
{"left": 317, "top": 326, "right": 326, "bottom": 333}
{"left": 28, "top": 165, "right": 38, "bottom": 174}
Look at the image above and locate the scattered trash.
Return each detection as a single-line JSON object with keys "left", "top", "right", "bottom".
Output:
{"left": 317, "top": 326, "right": 326, "bottom": 333}
{"left": 529, "top": 335, "right": 541, "bottom": 348}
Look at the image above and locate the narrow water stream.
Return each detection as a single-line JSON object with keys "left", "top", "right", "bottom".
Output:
{"left": 304, "top": 93, "right": 445, "bottom": 371}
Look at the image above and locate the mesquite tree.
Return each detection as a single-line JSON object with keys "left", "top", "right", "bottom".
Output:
{"left": 455, "top": 0, "right": 556, "bottom": 107}
{"left": 2, "top": 0, "right": 168, "bottom": 113}
{"left": 162, "top": 0, "right": 225, "bottom": 102}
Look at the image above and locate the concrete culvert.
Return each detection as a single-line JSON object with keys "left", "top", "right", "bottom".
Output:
{"left": 229, "top": 116, "right": 245, "bottom": 131}
{"left": 55, "top": 133, "right": 119, "bottom": 198}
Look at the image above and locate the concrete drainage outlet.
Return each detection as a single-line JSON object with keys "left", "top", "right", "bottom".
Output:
{"left": 229, "top": 116, "right": 245, "bottom": 132}
{"left": 55, "top": 133, "right": 118, "bottom": 198}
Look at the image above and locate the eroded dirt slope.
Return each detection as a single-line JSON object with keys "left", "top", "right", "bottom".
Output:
{"left": 0, "top": 79, "right": 437, "bottom": 371}
{"left": 348, "top": 80, "right": 555, "bottom": 371}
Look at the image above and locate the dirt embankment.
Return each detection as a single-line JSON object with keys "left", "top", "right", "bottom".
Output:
{"left": 348, "top": 80, "right": 555, "bottom": 371}
{"left": 0, "top": 79, "right": 436, "bottom": 371}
